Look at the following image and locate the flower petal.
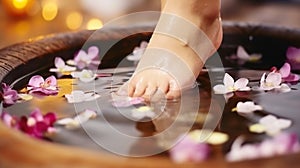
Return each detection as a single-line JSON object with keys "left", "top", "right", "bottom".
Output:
{"left": 45, "top": 75, "right": 57, "bottom": 86}
{"left": 28, "top": 75, "right": 45, "bottom": 88}
{"left": 279, "top": 84, "right": 291, "bottom": 93}
{"left": 237, "top": 46, "right": 250, "bottom": 60}
{"left": 224, "top": 73, "right": 235, "bottom": 88}
{"left": 279, "top": 63, "right": 291, "bottom": 78}
{"left": 283, "top": 74, "right": 300, "bottom": 82}
{"left": 54, "top": 57, "right": 65, "bottom": 68}
{"left": 276, "top": 118, "right": 292, "bottom": 129}
{"left": 87, "top": 46, "right": 99, "bottom": 60}
{"left": 266, "top": 72, "right": 282, "bottom": 87}
{"left": 213, "top": 84, "right": 227, "bottom": 94}
{"left": 234, "top": 78, "right": 249, "bottom": 90}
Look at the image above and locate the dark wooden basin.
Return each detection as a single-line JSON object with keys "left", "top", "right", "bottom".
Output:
{"left": 0, "top": 22, "right": 300, "bottom": 168}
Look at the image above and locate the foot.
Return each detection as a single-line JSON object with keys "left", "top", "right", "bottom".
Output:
{"left": 120, "top": 0, "right": 222, "bottom": 100}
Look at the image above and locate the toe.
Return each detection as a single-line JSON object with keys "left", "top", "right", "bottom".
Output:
{"left": 128, "top": 82, "right": 136, "bottom": 97}
{"left": 143, "top": 84, "right": 157, "bottom": 100}
{"left": 133, "top": 80, "right": 146, "bottom": 97}
{"left": 166, "top": 80, "right": 181, "bottom": 99}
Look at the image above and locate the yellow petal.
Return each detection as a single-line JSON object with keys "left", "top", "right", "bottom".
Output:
{"left": 189, "top": 130, "right": 229, "bottom": 145}
{"left": 137, "top": 106, "right": 151, "bottom": 112}
{"left": 249, "top": 124, "right": 266, "bottom": 133}
{"left": 18, "top": 94, "right": 33, "bottom": 101}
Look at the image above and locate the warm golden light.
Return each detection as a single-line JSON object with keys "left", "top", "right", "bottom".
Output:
{"left": 66, "top": 12, "right": 83, "bottom": 30}
{"left": 86, "top": 18, "right": 103, "bottom": 30}
{"left": 12, "top": 0, "right": 28, "bottom": 9}
{"left": 42, "top": 0, "right": 58, "bottom": 21}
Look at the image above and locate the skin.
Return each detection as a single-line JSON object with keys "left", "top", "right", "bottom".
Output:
{"left": 125, "top": 0, "right": 222, "bottom": 100}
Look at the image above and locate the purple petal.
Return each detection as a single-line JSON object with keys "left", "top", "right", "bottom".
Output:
{"left": 45, "top": 75, "right": 57, "bottom": 87}
{"left": 1, "top": 83, "right": 10, "bottom": 92}
{"left": 170, "top": 135, "right": 210, "bottom": 163}
{"left": 74, "top": 50, "right": 87, "bottom": 62}
{"left": 87, "top": 46, "right": 99, "bottom": 60}
{"left": 286, "top": 47, "right": 300, "bottom": 70}
{"left": 28, "top": 75, "right": 44, "bottom": 88}
{"left": 3, "top": 90, "right": 18, "bottom": 106}
{"left": 29, "top": 88, "right": 58, "bottom": 95}
{"left": 130, "top": 97, "right": 144, "bottom": 105}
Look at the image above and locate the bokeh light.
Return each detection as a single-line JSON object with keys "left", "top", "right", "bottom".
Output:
{"left": 42, "top": 0, "right": 58, "bottom": 21}
{"left": 12, "top": 0, "right": 29, "bottom": 9}
{"left": 66, "top": 12, "right": 83, "bottom": 30}
{"left": 86, "top": 18, "right": 103, "bottom": 30}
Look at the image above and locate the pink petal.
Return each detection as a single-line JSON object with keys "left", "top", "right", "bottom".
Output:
{"left": 28, "top": 75, "right": 45, "bottom": 87}
{"left": 43, "top": 112, "right": 57, "bottom": 126}
{"left": 1, "top": 112, "right": 14, "bottom": 127}
{"left": 30, "top": 108, "right": 44, "bottom": 122}
{"left": 224, "top": 73, "right": 234, "bottom": 88}
{"left": 170, "top": 135, "right": 210, "bottom": 163}
{"left": 283, "top": 74, "right": 300, "bottom": 82}
{"left": 130, "top": 97, "right": 144, "bottom": 105}
{"left": 87, "top": 46, "right": 99, "bottom": 60}
{"left": 266, "top": 72, "right": 282, "bottom": 86}
{"left": 287, "top": 47, "right": 300, "bottom": 70}
{"left": 274, "top": 133, "right": 300, "bottom": 154}
{"left": 54, "top": 57, "right": 65, "bottom": 68}
{"left": 279, "top": 63, "right": 291, "bottom": 78}
{"left": 287, "top": 47, "right": 300, "bottom": 60}
{"left": 45, "top": 75, "right": 57, "bottom": 86}
{"left": 29, "top": 88, "right": 58, "bottom": 95}
{"left": 234, "top": 78, "right": 249, "bottom": 90}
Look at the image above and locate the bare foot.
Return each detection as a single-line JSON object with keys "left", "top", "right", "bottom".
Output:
{"left": 119, "top": 0, "right": 222, "bottom": 100}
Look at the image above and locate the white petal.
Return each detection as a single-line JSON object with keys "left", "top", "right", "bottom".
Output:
{"left": 234, "top": 78, "right": 249, "bottom": 90}
{"left": 131, "top": 111, "right": 146, "bottom": 120}
{"left": 213, "top": 84, "right": 228, "bottom": 94}
{"left": 49, "top": 68, "right": 59, "bottom": 72}
{"left": 74, "top": 109, "right": 97, "bottom": 124}
{"left": 236, "top": 101, "right": 262, "bottom": 114}
{"left": 260, "top": 115, "right": 277, "bottom": 126}
{"left": 146, "top": 111, "right": 156, "bottom": 118}
{"left": 260, "top": 73, "right": 266, "bottom": 87}
{"left": 266, "top": 72, "right": 282, "bottom": 87}
{"left": 279, "top": 84, "right": 291, "bottom": 93}
{"left": 237, "top": 46, "right": 250, "bottom": 60}
{"left": 224, "top": 73, "right": 235, "bottom": 88}
{"left": 276, "top": 119, "right": 292, "bottom": 129}
{"left": 66, "top": 59, "right": 76, "bottom": 66}
{"left": 56, "top": 118, "right": 77, "bottom": 125}
{"left": 55, "top": 57, "right": 65, "bottom": 68}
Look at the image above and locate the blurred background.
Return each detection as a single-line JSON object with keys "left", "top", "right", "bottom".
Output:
{"left": 0, "top": 0, "right": 299, "bottom": 49}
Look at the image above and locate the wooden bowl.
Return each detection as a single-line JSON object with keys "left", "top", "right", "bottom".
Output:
{"left": 1, "top": 22, "right": 300, "bottom": 168}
